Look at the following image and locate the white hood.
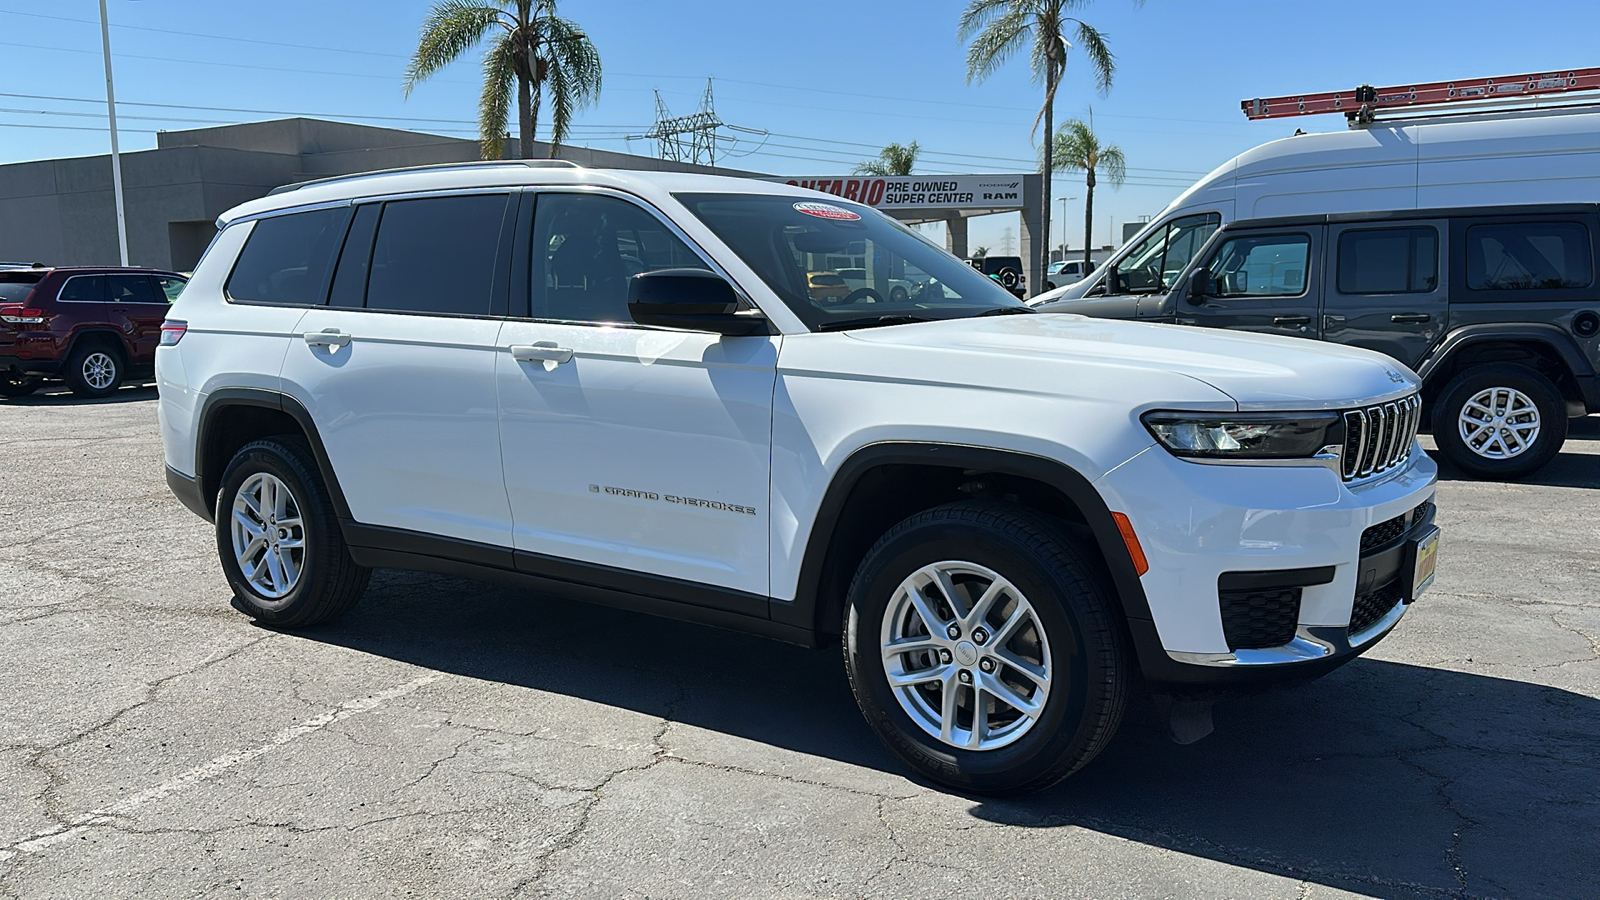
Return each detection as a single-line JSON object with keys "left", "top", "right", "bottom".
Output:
{"left": 843, "top": 313, "right": 1418, "bottom": 411}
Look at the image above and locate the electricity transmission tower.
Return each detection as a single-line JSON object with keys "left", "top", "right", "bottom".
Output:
{"left": 645, "top": 78, "right": 724, "bottom": 167}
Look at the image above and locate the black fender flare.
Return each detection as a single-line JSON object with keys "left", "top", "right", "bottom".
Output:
{"left": 63, "top": 327, "right": 133, "bottom": 363}
{"left": 1417, "top": 323, "right": 1594, "bottom": 386}
{"left": 195, "top": 388, "right": 352, "bottom": 522}
{"left": 778, "top": 442, "right": 1155, "bottom": 635}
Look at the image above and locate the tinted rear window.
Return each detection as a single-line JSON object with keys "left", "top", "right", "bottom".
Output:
{"left": 1338, "top": 227, "right": 1438, "bottom": 294}
{"left": 226, "top": 207, "right": 352, "bottom": 306}
{"left": 365, "top": 194, "right": 509, "bottom": 316}
{"left": 58, "top": 275, "right": 105, "bottom": 303}
{"left": 0, "top": 274, "right": 41, "bottom": 302}
{"left": 1466, "top": 222, "right": 1592, "bottom": 291}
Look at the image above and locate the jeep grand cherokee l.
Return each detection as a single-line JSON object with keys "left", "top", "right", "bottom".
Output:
{"left": 159, "top": 162, "right": 1440, "bottom": 794}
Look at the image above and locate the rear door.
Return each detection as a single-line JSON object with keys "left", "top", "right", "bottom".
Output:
{"left": 106, "top": 274, "right": 169, "bottom": 365}
{"left": 1321, "top": 221, "right": 1447, "bottom": 370}
{"left": 280, "top": 192, "right": 517, "bottom": 548}
{"left": 1178, "top": 226, "right": 1323, "bottom": 340}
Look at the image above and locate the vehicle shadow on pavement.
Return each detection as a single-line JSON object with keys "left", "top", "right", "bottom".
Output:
{"left": 301, "top": 569, "right": 1599, "bottom": 900}
{"left": 1, "top": 384, "right": 158, "bottom": 405}
{"left": 1427, "top": 416, "right": 1600, "bottom": 489}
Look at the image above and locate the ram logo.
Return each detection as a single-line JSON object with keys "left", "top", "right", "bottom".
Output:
{"left": 983, "top": 191, "right": 1019, "bottom": 201}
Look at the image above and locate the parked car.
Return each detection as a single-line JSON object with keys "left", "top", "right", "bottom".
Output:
{"left": 965, "top": 255, "right": 1026, "bottom": 298}
{"left": 1037, "top": 206, "right": 1600, "bottom": 480}
{"left": 0, "top": 266, "right": 188, "bottom": 398}
{"left": 1045, "top": 258, "right": 1095, "bottom": 290}
{"left": 805, "top": 270, "right": 851, "bottom": 304}
{"left": 835, "top": 266, "right": 918, "bottom": 304}
{"left": 160, "top": 161, "right": 1437, "bottom": 794}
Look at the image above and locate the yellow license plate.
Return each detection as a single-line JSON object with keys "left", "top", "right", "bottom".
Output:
{"left": 1411, "top": 528, "right": 1440, "bottom": 601}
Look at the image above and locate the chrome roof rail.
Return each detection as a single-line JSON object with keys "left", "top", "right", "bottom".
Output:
{"left": 267, "top": 159, "right": 582, "bottom": 195}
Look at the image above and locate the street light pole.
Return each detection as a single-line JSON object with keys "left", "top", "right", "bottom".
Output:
{"left": 98, "top": 0, "right": 129, "bottom": 266}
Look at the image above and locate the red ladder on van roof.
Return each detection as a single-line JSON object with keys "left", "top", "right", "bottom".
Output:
{"left": 1242, "top": 67, "right": 1600, "bottom": 120}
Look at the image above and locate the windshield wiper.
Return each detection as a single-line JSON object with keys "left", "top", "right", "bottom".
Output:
{"left": 973, "top": 305, "right": 1036, "bottom": 317}
{"left": 818, "top": 314, "right": 942, "bottom": 332}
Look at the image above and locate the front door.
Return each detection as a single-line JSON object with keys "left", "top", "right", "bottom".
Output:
{"left": 495, "top": 190, "right": 776, "bottom": 608}
{"left": 1321, "top": 221, "right": 1448, "bottom": 370}
{"left": 1178, "top": 227, "right": 1324, "bottom": 340}
{"left": 280, "top": 192, "right": 517, "bottom": 548}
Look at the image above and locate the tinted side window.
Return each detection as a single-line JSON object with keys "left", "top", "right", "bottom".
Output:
{"left": 107, "top": 274, "right": 160, "bottom": 305}
{"left": 1466, "top": 222, "right": 1592, "bottom": 291}
{"left": 152, "top": 275, "right": 186, "bottom": 302}
{"left": 366, "top": 194, "right": 509, "bottom": 316}
{"left": 58, "top": 275, "right": 105, "bottom": 303}
{"left": 1205, "top": 234, "right": 1311, "bottom": 297}
{"left": 226, "top": 207, "right": 352, "bottom": 306}
{"left": 327, "top": 203, "right": 381, "bottom": 309}
{"left": 1338, "top": 227, "right": 1437, "bottom": 294}
{"left": 531, "top": 193, "right": 708, "bottom": 324}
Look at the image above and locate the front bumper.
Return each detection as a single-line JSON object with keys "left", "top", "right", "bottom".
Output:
{"left": 1098, "top": 442, "right": 1438, "bottom": 695}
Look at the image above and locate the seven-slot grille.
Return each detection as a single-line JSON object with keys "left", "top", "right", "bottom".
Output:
{"left": 1341, "top": 394, "right": 1422, "bottom": 480}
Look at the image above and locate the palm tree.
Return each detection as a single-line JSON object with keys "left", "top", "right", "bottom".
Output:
{"left": 1051, "top": 116, "right": 1124, "bottom": 268}
{"left": 854, "top": 141, "right": 920, "bottom": 176}
{"left": 404, "top": 0, "right": 601, "bottom": 160}
{"left": 960, "top": 0, "right": 1123, "bottom": 292}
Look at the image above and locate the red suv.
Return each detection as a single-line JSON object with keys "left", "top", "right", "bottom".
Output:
{"left": 0, "top": 266, "right": 187, "bottom": 398}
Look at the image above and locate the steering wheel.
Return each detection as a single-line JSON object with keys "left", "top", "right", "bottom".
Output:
{"left": 844, "top": 288, "right": 883, "bottom": 304}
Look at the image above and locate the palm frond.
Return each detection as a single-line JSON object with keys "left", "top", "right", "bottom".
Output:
{"left": 1097, "top": 144, "right": 1127, "bottom": 187}
{"left": 540, "top": 15, "right": 602, "bottom": 153}
{"left": 404, "top": 0, "right": 505, "bottom": 97}
{"left": 963, "top": 8, "right": 1031, "bottom": 84}
{"left": 477, "top": 34, "right": 516, "bottom": 159}
{"left": 1070, "top": 19, "right": 1116, "bottom": 94}
{"left": 956, "top": 0, "right": 1019, "bottom": 41}
{"left": 854, "top": 141, "right": 918, "bottom": 176}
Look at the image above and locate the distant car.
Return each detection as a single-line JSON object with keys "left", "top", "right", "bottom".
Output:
{"left": 806, "top": 270, "right": 851, "bottom": 304}
{"left": 965, "top": 256, "right": 1026, "bottom": 298}
{"left": 1045, "top": 259, "right": 1096, "bottom": 290}
{"left": 0, "top": 266, "right": 188, "bottom": 398}
{"left": 835, "top": 267, "right": 917, "bottom": 304}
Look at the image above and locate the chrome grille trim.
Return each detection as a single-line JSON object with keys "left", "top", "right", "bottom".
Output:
{"left": 1340, "top": 394, "right": 1420, "bottom": 482}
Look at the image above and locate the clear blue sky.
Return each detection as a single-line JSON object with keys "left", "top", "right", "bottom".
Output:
{"left": 5, "top": 1, "right": 1600, "bottom": 252}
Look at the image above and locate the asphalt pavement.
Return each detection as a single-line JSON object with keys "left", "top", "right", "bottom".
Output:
{"left": 1, "top": 384, "right": 1596, "bottom": 899}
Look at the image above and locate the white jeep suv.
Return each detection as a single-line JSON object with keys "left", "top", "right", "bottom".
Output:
{"left": 158, "top": 162, "right": 1439, "bottom": 794}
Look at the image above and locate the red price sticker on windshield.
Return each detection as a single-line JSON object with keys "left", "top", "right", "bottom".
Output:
{"left": 793, "top": 202, "right": 861, "bottom": 221}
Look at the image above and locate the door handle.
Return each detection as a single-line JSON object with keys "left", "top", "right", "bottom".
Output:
{"left": 303, "top": 329, "right": 352, "bottom": 348}
{"left": 510, "top": 342, "right": 574, "bottom": 364}
{"left": 1272, "top": 315, "right": 1312, "bottom": 326}
{"left": 1390, "top": 313, "right": 1432, "bottom": 324}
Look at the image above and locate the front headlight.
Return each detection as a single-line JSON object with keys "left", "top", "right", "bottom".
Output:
{"left": 1141, "top": 411, "right": 1344, "bottom": 460}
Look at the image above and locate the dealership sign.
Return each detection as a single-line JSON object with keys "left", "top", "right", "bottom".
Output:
{"left": 771, "top": 175, "right": 1025, "bottom": 211}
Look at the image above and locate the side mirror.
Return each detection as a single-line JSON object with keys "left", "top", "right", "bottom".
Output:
{"left": 1186, "top": 269, "right": 1210, "bottom": 305}
{"left": 628, "top": 268, "right": 769, "bottom": 336}
{"left": 1105, "top": 267, "right": 1122, "bottom": 295}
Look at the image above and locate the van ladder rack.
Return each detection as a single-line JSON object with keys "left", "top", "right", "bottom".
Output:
{"left": 267, "top": 159, "right": 581, "bottom": 195}
{"left": 1242, "top": 67, "right": 1600, "bottom": 123}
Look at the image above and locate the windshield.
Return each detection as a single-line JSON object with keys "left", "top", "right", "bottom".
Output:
{"left": 675, "top": 193, "right": 1024, "bottom": 330}
{"left": 1112, "top": 212, "right": 1222, "bottom": 293}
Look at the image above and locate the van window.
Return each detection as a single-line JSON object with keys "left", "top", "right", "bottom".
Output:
{"left": 1338, "top": 227, "right": 1437, "bottom": 294}
{"left": 1114, "top": 213, "right": 1221, "bottom": 293}
{"left": 1205, "top": 233, "right": 1311, "bottom": 297}
{"left": 366, "top": 194, "right": 509, "bottom": 316}
{"left": 1466, "top": 222, "right": 1592, "bottom": 291}
{"left": 531, "top": 193, "right": 708, "bottom": 324}
{"left": 226, "top": 207, "right": 352, "bottom": 306}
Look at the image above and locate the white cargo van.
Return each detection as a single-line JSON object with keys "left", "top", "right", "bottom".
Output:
{"left": 1039, "top": 105, "right": 1600, "bottom": 308}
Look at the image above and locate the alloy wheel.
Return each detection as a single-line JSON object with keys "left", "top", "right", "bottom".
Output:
{"left": 1458, "top": 386, "right": 1541, "bottom": 460}
{"left": 230, "top": 472, "right": 306, "bottom": 602}
{"left": 82, "top": 352, "right": 117, "bottom": 391}
{"left": 879, "top": 560, "right": 1052, "bottom": 751}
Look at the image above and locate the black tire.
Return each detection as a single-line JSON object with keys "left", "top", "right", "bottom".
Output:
{"left": 0, "top": 372, "right": 41, "bottom": 398}
{"left": 844, "top": 288, "right": 883, "bottom": 305}
{"left": 843, "top": 503, "right": 1130, "bottom": 795}
{"left": 63, "top": 340, "right": 123, "bottom": 398}
{"left": 216, "top": 436, "right": 370, "bottom": 627}
{"left": 997, "top": 267, "right": 1020, "bottom": 289}
{"left": 1430, "top": 364, "right": 1567, "bottom": 480}
{"left": 889, "top": 286, "right": 909, "bottom": 304}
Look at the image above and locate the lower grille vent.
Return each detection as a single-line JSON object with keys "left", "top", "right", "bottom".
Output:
{"left": 1350, "top": 581, "right": 1404, "bottom": 636}
{"left": 1220, "top": 587, "right": 1303, "bottom": 651}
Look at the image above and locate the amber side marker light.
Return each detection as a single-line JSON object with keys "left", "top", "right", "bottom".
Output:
{"left": 1111, "top": 512, "right": 1149, "bottom": 576}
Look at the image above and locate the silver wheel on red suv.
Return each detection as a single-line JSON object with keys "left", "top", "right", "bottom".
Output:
{"left": 64, "top": 343, "right": 122, "bottom": 398}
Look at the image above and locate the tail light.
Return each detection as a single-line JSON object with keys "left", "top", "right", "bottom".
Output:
{"left": 159, "top": 320, "right": 187, "bottom": 346}
{"left": 0, "top": 305, "right": 44, "bottom": 324}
